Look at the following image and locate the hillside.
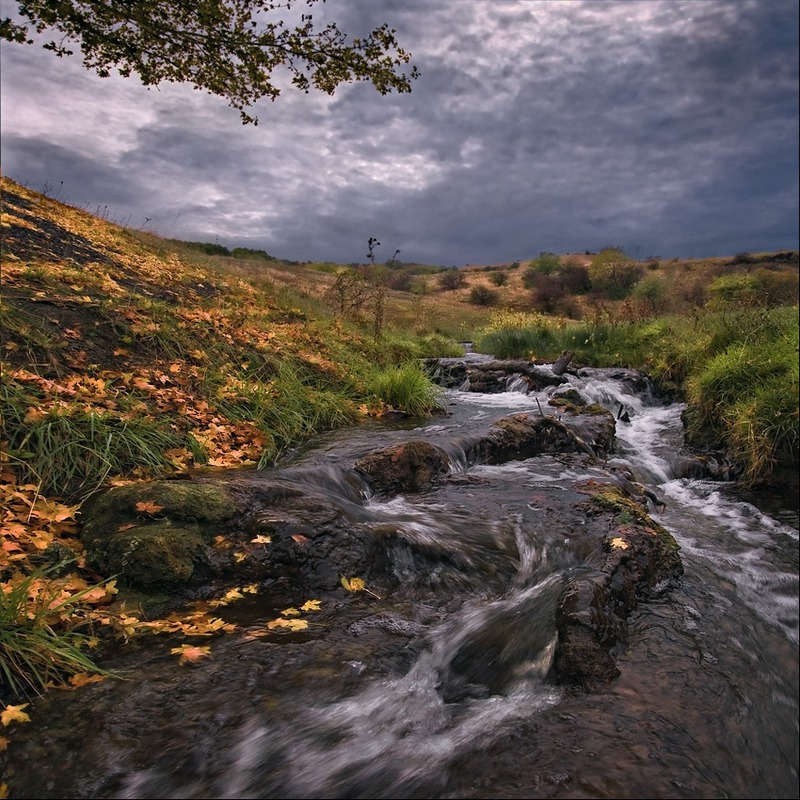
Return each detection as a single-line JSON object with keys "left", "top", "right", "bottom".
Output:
{"left": 1, "top": 175, "right": 798, "bottom": 709}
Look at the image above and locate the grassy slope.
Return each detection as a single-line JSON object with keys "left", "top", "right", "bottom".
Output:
{"left": 0, "top": 176, "right": 470, "bottom": 698}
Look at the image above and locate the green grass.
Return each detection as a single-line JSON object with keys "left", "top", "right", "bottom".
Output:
{"left": 0, "top": 568, "right": 117, "bottom": 699}
{"left": 366, "top": 361, "right": 446, "bottom": 417}
{"left": 2, "top": 402, "right": 183, "bottom": 501}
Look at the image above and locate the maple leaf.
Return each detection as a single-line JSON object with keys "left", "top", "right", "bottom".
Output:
{"left": 134, "top": 501, "right": 164, "bottom": 514}
{"left": 609, "top": 537, "right": 629, "bottom": 550}
{"left": 170, "top": 644, "right": 212, "bottom": 665}
{"left": 1, "top": 704, "right": 31, "bottom": 726}
{"left": 81, "top": 585, "right": 113, "bottom": 604}
{"left": 250, "top": 534, "right": 271, "bottom": 545}
{"left": 233, "top": 551, "right": 248, "bottom": 562}
{"left": 281, "top": 607, "right": 301, "bottom": 617}
{"left": 242, "top": 584, "right": 259, "bottom": 594}
{"left": 0, "top": 736, "right": 8, "bottom": 751}
{"left": 23, "top": 407, "right": 46, "bottom": 424}
{"left": 300, "top": 599, "right": 322, "bottom": 612}
{"left": 290, "top": 533, "right": 310, "bottom": 545}
{"left": 242, "top": 629, "right": 270, "bottom": 640}
{"left": 267, "top": 618, "right": 309, "bottom": 632}
{"left": 212, "top": 588, "right": 244, "bottom": 606}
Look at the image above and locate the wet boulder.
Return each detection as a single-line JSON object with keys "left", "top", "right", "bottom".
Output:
{"left": 354, "top": 440, "right": 451, "bottom": 495}
{"left": 670, "top": 455, "right": 732, "bottom": 481}
{"left": 483, "top": 409, "right": 615, "bottom": 463}
{"left": 550, "top": 483, "right": 683, "bottom": 692}
{"left": 80, "top": 479, "right": 242, "bottom": 590}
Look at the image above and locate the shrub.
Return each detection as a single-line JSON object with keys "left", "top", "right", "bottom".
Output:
{"left": 632, "top": 275, "right": 668, "bottom": 314}
{"left": 469, "top": 285, "right": 499, "bottom": 307}
{"left": 490, "top": 271, "right": 508, "bottom": 286}
{"left": 438, "top": 269, "right": 467, "bottom": 291}
{"left": 589, "top": 248, "right": 642, "bottom": 300}
{"left": 525, "top": 252, "right": 562, "bottom": 276}
{"left": 706, "top": 274, "right": 760, "bottom": 310}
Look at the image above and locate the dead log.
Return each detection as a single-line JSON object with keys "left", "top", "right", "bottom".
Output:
{"left": 552, "top": 350, "right": 574, "bottom": 376}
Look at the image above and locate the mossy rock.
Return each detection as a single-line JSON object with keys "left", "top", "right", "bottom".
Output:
{"left": 87, "top": 521, "right": 208, "bottom": 591}
{"left": 80, "top": 480, "right": 242, "bottom": 591}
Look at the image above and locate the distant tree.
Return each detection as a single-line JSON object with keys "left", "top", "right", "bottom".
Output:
{"left": 559, "top": 260, "right": 591, "bottom": 294}
{"left": 386, "top": 270, "right": 414, "bottom": 292}
{"left": 588, "top": 247, "right": 642, "bottom": 300}
{"left": 528, "top": 251, "right": 562, "bottom": 275}
{"left": 183, "top": 241, "right": 231, "bottom": 256}
{"left": 438, "top": 269, "right": 467, "bottom": 291}
{"left": 469, "top": 285, "right": 498, "bottom": 307}
{"left": 522, "top": 252, "right": 561, "bottom": 289}
{"left": 631, "top": 274, "right": 668, "bottom": 314}
{"left": 1, "top": 1, "right": 419, "bottom": 123}
{"left": 529, "top": 275, "right": 566, "bottom": 314}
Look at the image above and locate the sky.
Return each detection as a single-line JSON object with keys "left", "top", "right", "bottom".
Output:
{"left": 1, "top": 0, "right": 798, "bottom": 267}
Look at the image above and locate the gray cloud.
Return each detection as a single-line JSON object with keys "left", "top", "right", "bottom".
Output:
{"left": 1, "top": 0, "right": 797, "bottom": 265}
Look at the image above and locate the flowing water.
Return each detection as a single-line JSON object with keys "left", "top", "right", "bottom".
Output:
{"left": 4, "top": 357, "right": 798, "bottom": 799}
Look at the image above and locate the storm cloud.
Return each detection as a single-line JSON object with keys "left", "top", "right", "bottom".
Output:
{"left": 1, "top": 0, "right": 797, "bottom": 265}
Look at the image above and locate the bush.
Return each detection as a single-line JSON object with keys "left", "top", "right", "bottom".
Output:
{"left": 469, "top": 285, "right": 499, "bottom": 307}
{"left": 527, "top": 252, "right": 561, "bottom": 275}
{"left": 706, "top": 274, "right": 760, "bottom": 310}
{"left": 438, "top": 269, "right": 467, "bottom": 291}
{"left": 490, "top": 271, "right": 508, "bottom": 286}
{"left": 589, "top": 248, "right": 642, "bottom": 300}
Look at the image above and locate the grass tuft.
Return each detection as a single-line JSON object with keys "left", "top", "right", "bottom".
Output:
{"left": 1, "top": 568, "right": 118, "bottom": 699}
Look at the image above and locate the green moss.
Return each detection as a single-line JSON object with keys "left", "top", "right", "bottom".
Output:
{"left": 87, "top": 521, "right": 207, "bottom": 590}
{"left": 589, "top": 487, "right": 675, "bottom": 544}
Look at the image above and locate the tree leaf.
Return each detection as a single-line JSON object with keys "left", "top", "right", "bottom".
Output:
{"left": 134, "top": 501, "right": 164, "bottom": 514}
{"left": 1, "top": 704, "right": 31, "bottom": 726}
{"left": 170, "top": 644, "right": 212, "bottom": 665}
{"left": 267, "top": 618, "right": 308, "bottom": 632}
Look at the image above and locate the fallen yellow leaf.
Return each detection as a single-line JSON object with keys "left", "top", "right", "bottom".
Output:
{"left": 267, "top": 618, "right": 309, "bottom": 632}
{"left": 610, "top": 537, "right": 629, "bottom": 550}
{"left": 1, "top": 703, "right": 30, "bottom": 726}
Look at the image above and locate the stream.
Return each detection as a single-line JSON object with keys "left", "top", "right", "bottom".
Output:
{"left": 3, "top": 355, "right": 798, "bottom": 799}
